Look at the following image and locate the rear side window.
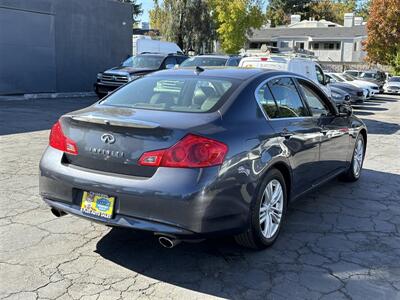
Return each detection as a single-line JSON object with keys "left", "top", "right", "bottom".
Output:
{"left": 101, "top": 76, "right": 235, "bottom": 113}
{"left": 265, "top": 77, "right": 309, "bottom": 118}
{"left": 257, "top": 84, "right": 279, "bottom": 118}
{"left": 297, "top": 80, "right": 329, "bottom": 117}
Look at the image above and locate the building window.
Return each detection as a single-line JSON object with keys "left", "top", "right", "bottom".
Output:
{"left": 323, "top": 43, "right": 336, "bottom": 50}
{"left": 295, "top": 42, "right": 305, "bottom": 49}
{"left": 314, "top": 43, "right": 319, "bottom": 50}
{"left": 336, "top": 43, "right": 341, "bottom": 50}
{"left": 354, "top": 42, "right": 357, "bottom": 51}
{"left": 280, "top": 41, "right": 289, "bottom": 48}
{"left": 249, "top": 42, "right": 260, "bottom": 49}
{"left": 272, "top": 42, "right": 277, "bottom": 47}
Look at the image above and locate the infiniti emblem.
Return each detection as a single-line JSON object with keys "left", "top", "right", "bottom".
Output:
{"left": 101, "top": 133, "right": 115, "bottom": 144}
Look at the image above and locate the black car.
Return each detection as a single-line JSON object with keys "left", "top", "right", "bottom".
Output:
{"left": 95, "top": 53, "right": 188, "bottom": 98}
{"left": 40, "top": 68, "right": 367, "bottom": 249}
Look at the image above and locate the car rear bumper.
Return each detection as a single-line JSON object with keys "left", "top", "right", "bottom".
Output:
{"left": 94, "top": 82, "right": 122, "bottom": 96}
{"left": 39, "top": 147, "right": 249, "bottom": 238}
{"left": 384, "top": 88, "right": 400, "bottom": 94}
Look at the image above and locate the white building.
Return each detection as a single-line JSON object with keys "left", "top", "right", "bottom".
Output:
{"left": 247, "top": 13, "right": 367, "bottom": 63}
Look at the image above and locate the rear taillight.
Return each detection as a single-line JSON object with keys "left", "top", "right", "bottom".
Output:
{"left": 260, "top": 57, "right": 268, "bottom": 61}
{"left": 49, "top": 120, "right": 78, "bottom": 155}
{"left": 138, "top": 134, "right": 228, "bottom": 168}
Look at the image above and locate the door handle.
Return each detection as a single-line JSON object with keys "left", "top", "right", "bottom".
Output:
{"left": 320, "top": 127, "right": 329, "bottom": 135}
{"left": 280, "top": 131, "right": 293, "bottom": 139}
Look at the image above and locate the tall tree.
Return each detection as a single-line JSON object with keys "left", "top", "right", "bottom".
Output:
{"left": 117, "top": 0, "right": 143, "bottom": 25}
{"left": 364, "top": 0, "right": 400, "bottom": 74}
{"left": 209, "top": 0, "right": 265, "bottom": 54}
{"left": 266, "top": 0, "right": 315, "bottom": 27}
{"left": 149, "top": 0, "right": 215, "bottom": 52}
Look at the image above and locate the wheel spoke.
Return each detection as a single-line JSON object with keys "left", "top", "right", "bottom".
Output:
{"left": 271, "top": 185, "right": 282, "bottom": 206}
{"left": 270, "top": 211, "right": 281, "bottom": 223}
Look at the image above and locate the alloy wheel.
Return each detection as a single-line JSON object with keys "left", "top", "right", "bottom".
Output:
{"left": 353, "top": 139, "right": 364, "bottom": 177}
{"left": 259, "top": 179, "right": 284, "bottom": 239}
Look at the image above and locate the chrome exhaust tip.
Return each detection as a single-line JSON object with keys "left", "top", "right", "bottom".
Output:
{"left": 51, "top": 208, "right": 67, "bottom": 217}
{"left": 158, "top": 236, "right": 181, "bottom": 249}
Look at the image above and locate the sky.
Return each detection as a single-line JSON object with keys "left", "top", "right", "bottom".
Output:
{"left": 137, "top": 0, "right": 369, "bottom": 24}
{"left": 139, "top": 0, "right": 155, "bottom": 23}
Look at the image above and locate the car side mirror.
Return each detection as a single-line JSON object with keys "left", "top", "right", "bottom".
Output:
{"left": 324, "top": 76, "right": 330, "bottom": 85}
{"left": 165, "top": 64, "right": 175, "bottom": 69}
{"left": 337, "top": 104, "right": 352, "bottom": 117}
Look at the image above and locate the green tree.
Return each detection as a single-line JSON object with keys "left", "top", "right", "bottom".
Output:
{"left": 209, "top": 0, "right": 265, "bottom": 54}
{"left": 117, "top": 0, "right": 143, "bottom": 25}
{"left": 364, "top": 0, "right": 400, "bottom": 74}
{"left": 149, "top": 0, "right": 215, "bottom": 53}
{"left": 266, "top": 0, "right": 315, "bottom": 27}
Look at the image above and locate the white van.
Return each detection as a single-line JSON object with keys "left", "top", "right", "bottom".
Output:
{"left": 133, "top": 36, "right": 183, "bottom": 55}
{"left": 239, "top": 54, "right": 331, "bottom": 97}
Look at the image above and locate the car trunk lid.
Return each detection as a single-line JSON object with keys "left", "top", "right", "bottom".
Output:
{"left": 60, "top": 104, "right": 219, "bottom": 177}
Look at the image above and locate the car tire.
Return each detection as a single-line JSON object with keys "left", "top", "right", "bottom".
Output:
{"left": 234, "top": 168, "right": 287, "bottom": 249}
{"left": 340, "top": 134, "right": 365, "bottom": 182}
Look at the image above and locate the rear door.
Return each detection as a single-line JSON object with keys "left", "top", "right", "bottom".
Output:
{"left": 256, "top": 77, "right": 323, "bottom": 194}
{"left": 296, "top": 79, "right": 350, "bottom": 177}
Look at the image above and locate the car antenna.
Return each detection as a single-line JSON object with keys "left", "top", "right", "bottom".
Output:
{"left": 195, "top": 66, "right": 204, "bottom": 75}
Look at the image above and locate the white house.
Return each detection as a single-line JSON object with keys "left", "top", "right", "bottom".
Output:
{"left": 247, "top": 13, "right": 367, "bottom": 63}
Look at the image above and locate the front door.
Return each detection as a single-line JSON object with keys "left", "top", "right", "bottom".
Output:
{"left": 296, "top": 79, "right": 350, "bottom": 177}
{"left": 257, "top": 77, "right": 323, "bottom": 194}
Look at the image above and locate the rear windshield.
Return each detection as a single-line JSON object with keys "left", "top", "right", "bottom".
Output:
{"left": 101, "top": 76, "right": 236, "bottom": 112}
{"left": 388, "top": 77, "right": 400, "bottom": 82}
{"left": 181, "top": 57, "right": 228, "bottom": 67}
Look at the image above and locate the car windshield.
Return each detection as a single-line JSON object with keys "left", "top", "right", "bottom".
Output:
{"left": 361, "top": 73, "right": 376, "bottom": 79}
{"left": 180, "top": 57, "right": 228, "bottom": 67}
{"left": 122, "top": 55, "right": 164, "bottom": 69}
{"left": 101, "top": 75, "right": 236, "bottom": 113}
{"left": 341, "top": 74, "right": 355, "bottom": 81}
{"left": 330, "top": 74, "right": 345, "bottom": 82}
{"left": 388, "top": 77, "right": 400, "bottom": 82}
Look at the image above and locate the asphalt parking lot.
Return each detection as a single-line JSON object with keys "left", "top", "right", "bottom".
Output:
{"left": 1, "top": 95, "right": 399, "bottom": 300}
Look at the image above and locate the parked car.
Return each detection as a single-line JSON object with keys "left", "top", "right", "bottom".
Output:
{"left": 95, "top": 52, "right": 188, "bottom": 98}
{"left": 383, "top": 76, "right": 400, "bottom": 94}
{"left": 344, "top": 70, "right": 362, "bottom": 78}
{"left": 180, "top": 55, "right": 242, "bottom": 67}
{"left": 239, "top": 54, "right": 331, "bottom": 97}
{"left": 40, "top": 68, "right": 367, "bottom": 250}
{"left": 327, "top": 73, "right": 379, "bottom": 98}
{"left": 359, "top": 70, "right": 386, "bottom": 93}
{"left": 326, "top": 75, "right": 367, "bottom": 103}
{"left": 330, "top": 86, "right": 351, "bottom": 105}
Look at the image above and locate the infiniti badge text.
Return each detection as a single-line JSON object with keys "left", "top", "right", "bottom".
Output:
{"left": 88, "top": 147, "right": 124, "bottom": 158}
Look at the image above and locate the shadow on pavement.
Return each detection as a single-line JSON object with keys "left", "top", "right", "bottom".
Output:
{"left": 361, "top": 118, "right": 400, "bottom": 135}
{"left": 95, "top": 169, "right": 400, "bottom": 298}
{"left": 353, "top": 111, "right": 375, "bottom": 116}
{"left": 0, "top": 97, "right": 97, "bottom": 135}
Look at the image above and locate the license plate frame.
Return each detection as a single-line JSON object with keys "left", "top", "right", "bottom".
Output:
{"left": 80, "top": 191, "right": 115, "bottom": 219}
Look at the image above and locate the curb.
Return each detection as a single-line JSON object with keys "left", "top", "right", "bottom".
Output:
{"left": 0, "top": 92, "right": 97, "bottom": 101}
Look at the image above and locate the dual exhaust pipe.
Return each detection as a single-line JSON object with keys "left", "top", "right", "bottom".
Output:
{"left": 49, "top": 208, "right": 182, "bottom": 249}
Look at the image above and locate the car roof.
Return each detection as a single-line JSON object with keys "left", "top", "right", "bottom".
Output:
{"left": 146, "top": 67, "right": 290, "bottom": 80}
{"left": 137, "top": 52, "right": 183, "bottom": 57}
{"left": 191, "top": 55, "right": 234, "bottom": 59}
